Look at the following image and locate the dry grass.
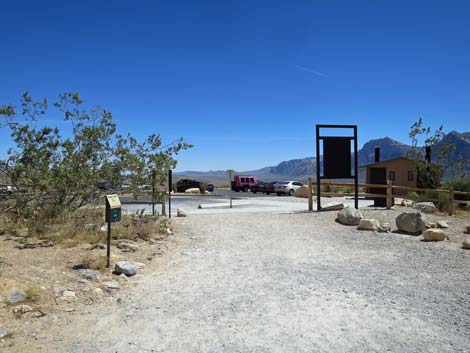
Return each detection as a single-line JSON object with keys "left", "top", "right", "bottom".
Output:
{"left": 80, "top": 254, "right": 108, "bottom": 271}
{"left": 25, "top": 287, "right": 40, "bottom": 302}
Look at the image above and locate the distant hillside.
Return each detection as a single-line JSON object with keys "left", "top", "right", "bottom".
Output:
{"left": 176, "top": 131, "right": 470, "bottom": 182}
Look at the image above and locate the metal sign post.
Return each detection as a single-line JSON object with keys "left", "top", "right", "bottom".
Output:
{"left": 168, "top": 169, "right": 172, "bottom": 218}
{"left": 105, "top": 194, "right": 121, "bottom": 268}
{"left": 227, "top": 169, "right": 234, "bottom": 208}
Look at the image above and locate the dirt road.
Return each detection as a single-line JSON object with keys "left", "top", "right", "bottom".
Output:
{"left": 9, "top": 210, "right": 470, "bottom": 352}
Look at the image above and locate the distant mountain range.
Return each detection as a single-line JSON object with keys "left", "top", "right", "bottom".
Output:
{"left": 176, "top": 131, "right": 470, "bottom": 182}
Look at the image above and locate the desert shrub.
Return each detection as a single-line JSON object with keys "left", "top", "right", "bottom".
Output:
{"left": 25, "top": 287, "right": 40, "bottom": 302}
{"left": 445, "top": 179, "right": 470, "bottom": 201}
{"left": 416, "top": 162, "right": 443, "bottom": 189}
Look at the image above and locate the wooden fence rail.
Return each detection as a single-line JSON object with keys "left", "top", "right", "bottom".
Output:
{"left": 308, "top": 181, "right": 470, "bottom": 216}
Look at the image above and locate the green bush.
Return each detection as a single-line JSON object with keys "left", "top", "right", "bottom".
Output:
{"left": 445, "top": 179, "right": 470, "bottom": 201}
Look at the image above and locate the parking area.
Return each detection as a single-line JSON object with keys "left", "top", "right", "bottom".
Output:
{"left": 121, "top": 189, "right": 373, "bottom": 215}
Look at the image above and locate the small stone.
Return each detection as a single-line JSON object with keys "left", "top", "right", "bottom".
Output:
{"left": 62, "top": 291, "right": 76, "bottom": 298}
{"left": 0, "top": 328, "right": 8, "bottom": 339}
{"left": 425, "top": 222, "right": 437, "bottom": 229}
{"left": 197, "top": 204, "right": 203, "bottom": 209}
{"left": 422, "top": 229, "right": 448, "bottom": 242}
{"left": 413, "top": 202, "right": 438, "bottom": 213}
{"left": 378, "top": 222, "right": 392, "bottom": 233}
{"left": 133, "top": 262, "right": 146, "bottom": 269}
{"left": 103, "top": 281, "right": 120, "bottom": 290}
{"left": 100, "top": 225, "right": 107, "bottom": 232}
{"left": 77, "top": 269, "right": 101, "bottom": 281}
{"left": 462, "top": 238, "right": 470, "bottom": 249}
{"left": 436, "top": 221, "right": 449, "bottom": 229}
{"left": 6, "top": 290, "right": 27, "bottom": 304}
{"left": 166, "top": 228, "right": 172, "bottom": 235}
{"left": 53, "top": 287, "right": 67, "bottom": 296}
{"left": 12, "top": 304, "right": 33, "bottom": 315}
{"left": 336, "top": 207, "right": 363, "bottom": 226}
{"left": 357, "top": 219, "right": 380, "bottom": 231}
{"left": 119, "top": 273, "right": 129, "bottom": 281}
{"left": 114, "top": 261, "right": 138, "bottom": 276}
{"left": 64, "top": 307, "right": 75, "bottom": 312}
{"left": 94, "top": 288, "right": 103, "bottom": 296}
{"left": 176, "top": 208, "right": 187, "bottom": 217}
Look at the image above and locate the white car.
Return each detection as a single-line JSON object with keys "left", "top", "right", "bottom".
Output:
{"left": 274, "top": 181, "right": 304, "bottom": 196}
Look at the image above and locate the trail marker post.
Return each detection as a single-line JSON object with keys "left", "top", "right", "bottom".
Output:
{"left": 105, "top": 194, "right": 121, "bottom": 268}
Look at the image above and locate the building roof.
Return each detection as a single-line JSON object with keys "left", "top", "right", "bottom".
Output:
{"left": 360, "top": 157, "right": 415, "bottom": 168}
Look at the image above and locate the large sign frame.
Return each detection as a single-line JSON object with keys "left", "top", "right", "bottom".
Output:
{"left": 316, "top": 124, "right": 359, "bottom": 210}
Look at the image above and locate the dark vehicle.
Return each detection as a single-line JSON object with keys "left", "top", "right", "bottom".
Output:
{"left": 250, "top": 182, "right": 265, "bottom": 194}
{"left": 263, "top": 181, "right": 277, "bottom": 195}
{"left": 96, "top": 181, "right": 113, "bottom": 190}
{"left": 176, "top": 179, "right": 209, "bottom": 192}
{"left": 207, "top": 184, "right": 214, "bottom": 192}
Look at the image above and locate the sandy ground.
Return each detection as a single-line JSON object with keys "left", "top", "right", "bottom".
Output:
{"left": 2, "top": 206, "right": 469, "bottom": 353}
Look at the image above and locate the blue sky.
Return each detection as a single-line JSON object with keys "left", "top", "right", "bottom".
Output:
{"left": 1, "top": 0, "right": 469, "bottom": 171}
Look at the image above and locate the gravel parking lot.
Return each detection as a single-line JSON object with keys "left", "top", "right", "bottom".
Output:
{"left": 38, "top": 207, "right": 470, "bottom": 353}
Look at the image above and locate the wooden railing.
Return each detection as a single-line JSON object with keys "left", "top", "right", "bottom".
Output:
{"left": 306, "top": 178, "right": 470, "bottom": 216}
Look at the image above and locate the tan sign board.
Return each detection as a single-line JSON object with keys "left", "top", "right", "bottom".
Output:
{"left": 105, "top": 194, "right": 121, "bottom": 209}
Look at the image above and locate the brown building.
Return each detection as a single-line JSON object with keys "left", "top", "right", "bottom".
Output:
{"left": 363, "top": 157, "right": 417, "bottom": 196}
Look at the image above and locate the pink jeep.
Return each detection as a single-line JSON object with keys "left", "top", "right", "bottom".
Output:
{"left": 231, "top": 175, "right": 258, "bottom": 192}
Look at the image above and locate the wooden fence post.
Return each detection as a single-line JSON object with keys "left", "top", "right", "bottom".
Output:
{"left": 449, "top": 186, "right": 455, "bottom": 216}
{"left": 386, "top": 180, "right": 392, "bottom": 209}
{"left": 308, "top": 177, "right": 313, "bottom": 211}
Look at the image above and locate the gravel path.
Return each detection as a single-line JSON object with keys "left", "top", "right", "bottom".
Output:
{"left": 25, "top": 210, "right": 470, "bottom": 352}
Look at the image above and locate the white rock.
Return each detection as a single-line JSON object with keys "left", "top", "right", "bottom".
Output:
{"left": 177, "top": 208, "right": 187, "bottom": 217}
{"left": 94, "top": 288, "right": 104, "bottom": 296}
{"left": 322, "top": 202, "right": 345, "bottom": 211}
{"left": 103, "top": 281, "right": 120, "bottom": 290}
{"left": 336, "top": 207, "right": 363, "bottom": 226}
{"left": 396, "top": 212, "right": 427, "bottom": 235}
{"left": 77, "top": 269, "right": 101, "bottom": 281}
{"left": 12, "top": 304, "right": 33, "bottom": 315}
{"left": 436, "top": 221, "right": 449, "bottom": 229}
{"left": 378, "top": 222, "right": 392, "bottom": 233}
{"left": 114, "top": 261, "right": 137, "bottom": 276}
{"left": 0, "top": 328, "right": 8, "bottom": 339}
{"left": 414, "top": 202, "right": 438, "bottom": 213}
{"left": 133, "top": 262, "right": 146, "bottom": 269}
{"left": 357, "top": 219, "right": 380, "bottom": 231}
{"left": 422, "top": 229, "right": 448, "bottom": 242}
{"left": 62, "top": 291, "right": 76, "bottom": 298}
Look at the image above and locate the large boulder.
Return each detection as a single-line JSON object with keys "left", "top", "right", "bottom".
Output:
{"left": 413, "top": 202, "right": 438, "bottom": 213}
{"left": 422, "top": 229, "right": 448, "bottom": 242}
{"left": 396, "top": 212, "right": 427, "bottom": 235}
{"left": 294, "top": 186, "right": 310, "bottom": 198}
{"left": 336, "top": 207, "right": 363, "bottom": 226}
{"left": 114, "top": 261, "right": 137, "bottom": 277}
{"left": 357, "top": 219, "right": 380, "bottom": 231}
